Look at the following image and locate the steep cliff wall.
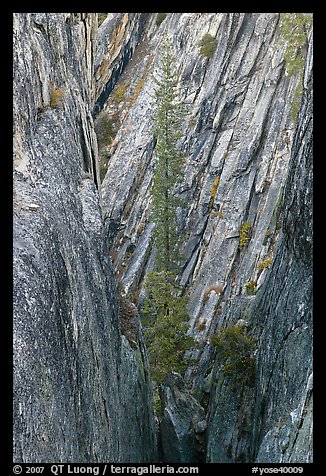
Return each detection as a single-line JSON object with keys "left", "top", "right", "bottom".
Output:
{"left": 13, "top": 13, "right": 155, "bottom": 463}
{"left": 94, "top": 13, "right": 149, "bottom": 115}
{"left": 205, "top": 32, "right": 313, "bottom": 463}
{"left": 98, "top": 13, "right": 313, "bottom": 463}
{"left": 13, "top": 12, "right": 313, "bottom": 465}
{"left": 100, "top": 13, "right": 301, "bottom": 313}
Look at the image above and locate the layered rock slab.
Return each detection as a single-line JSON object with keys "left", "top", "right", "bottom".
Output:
{"left": 13, "top": 13, "right": 156, "bottom": 463}
{"left": 98, "top": 13, "right": 313, "bottom": 463}
{"left": 159, "top": 373, "right": 206, "bottom": 463}
{"left": 205, "top": 31, "right": 313, "bottom": 464}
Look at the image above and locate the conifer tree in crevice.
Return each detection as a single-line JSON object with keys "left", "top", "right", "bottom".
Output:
{"left": 141, "top": 40, "right": 194, "bottom": 386}
{"left": 151, "top": 40, "right": 188, "bottom": 274}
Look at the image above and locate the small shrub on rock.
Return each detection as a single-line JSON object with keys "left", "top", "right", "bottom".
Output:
{"left": 239, "top": 221, "right": 251, "bottom": 250}
{"left": 258, "top": 257, "right": 272, "bottom": 272}
{"left": 210, "top": 323, "right": 256, "bottom": 389}
{"left": 156, "top": 13, "right": 167, "bottom": 27}
{"left": 50, "top": 86, "right": 66, "bottom": 109}
{"left": 98, "top": 13, "right": 108, "bottom": 26}
{"left": 198, "top": 33, "right": 217, "bottom": 58}
{"left": 111, "top": 82, "right": 129, "bottom": 103}
{"left": 245, "top": 280, "right": 257, "bottom": 296}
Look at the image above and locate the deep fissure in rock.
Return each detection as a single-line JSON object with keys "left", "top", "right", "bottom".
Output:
{"left": 13, "top": 12, "right": 313, "bottom": 464}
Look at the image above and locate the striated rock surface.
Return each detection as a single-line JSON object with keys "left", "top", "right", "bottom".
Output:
{"left": 101, "top": 12, "right": 301, "bottom": 320}
{"left": 13, "top": 13, "right": 156, "bottom": 463}
{"left": 205, "top": 31, "right": 313, "bottom": 463}
{"left": 159, "top": 373, "right": 206, "bottom": 463}
{"left": 98, "top": 13, "right": 313, "bottom": 463}
{"left": 13, "top": 11, "right": 313, "bottom": 464}
{"left": 94, "top": 13, "right": 149, "bottom": 115}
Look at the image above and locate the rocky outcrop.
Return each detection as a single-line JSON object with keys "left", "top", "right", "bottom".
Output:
{"left": 13, "top": 13, "right": 156, "bottom": 463}
{"left": 13, "top": 11, "right": 313, "bottom": 464}
{"left": 205, "top": 31, "right": 313, "bottom": 463}
{"left": 253, "top": 31, "right": 313, "bottom": 463}
{"left": 158, "top": 373, "right": 206, "bottom": 463}
{"left": 98, "top": 13, "right": 313, "bottom": 463}
{"left": 94, "top": 13, "right": 148, "bottom": 115}
{"left": 100, "top": 13, "right": 301, "bottom": 317}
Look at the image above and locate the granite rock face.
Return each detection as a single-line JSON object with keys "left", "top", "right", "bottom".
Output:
{"left": 100, "top": 13, "right": 301, "bottom": 322}
{"left": 98, "top": 13, "right": 313, "bottom": 463}
{"left": 13, "top": 13, "right": 156, "bottom": 463}
{"left": 205, "top": 31, "right": 313, "bottom": 464}
{"left": 94, "top": 13, "right": 148, "bottom": 115}
{"left": 13, "top": 12, "right": 313, "bottom": 464}
{"left": 159, "top": 373, "right": 206, "bottom": 463}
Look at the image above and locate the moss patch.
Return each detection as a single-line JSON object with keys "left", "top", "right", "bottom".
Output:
{"left": 49, "top": 86, "right": 66, "bottom": 109}
{"left": 258, "top": 257, "right": 272, "bottom": 272}
{"left": 245, "top": 280, "right": 257, "bottom": 296}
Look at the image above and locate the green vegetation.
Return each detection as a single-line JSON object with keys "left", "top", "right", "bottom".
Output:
{"left": 50, "top": 86, "right": 66, "bottom": 109}
{"left": 142, "top": 271, "right": 194, "bottom": 383}
{"left": 156, "top": 13, "right": 167, "bottom": 27}
{"left": 141, "top": 42, "right": 193, "bottom": 384}
{"left": 239, "top": 221, "right": 251, "bottom": 250}
{"left": 198, "top": 33, "right": 217, "bottom": 58}
{"left": 95, "top": 115, "right": 117, "bottom": 149}
{"left": 291, "top": 82, "right": 304, "bottom": 122}
{"left": 278, "top": 13, "right": 312, "bottom": 121}
{"left": 209, "top": 177, "right": 220, "bottom": 208}
{"left": 150, "top": 41, "right": 188, "bottom": 273}
{"left": 98, "top": 13, "right": 108, "bottom": 27}
{"left": 279, "top": 14, "right": 312, "bottom": 77}
{"left": 245, "top": 280, "right": 257, "bottom": 296}
{"left": 111, "top": 82, "right": 129, "bottom": 103}
{"left": 210, "top": 324, "right": 256, "bottom": 389}
{"left": 258, "top": 256, "right": 272, "bottom": 272}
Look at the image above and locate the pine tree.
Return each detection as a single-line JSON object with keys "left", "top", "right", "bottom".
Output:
{"left": 151, "top": 40, "right": 187, "bottom": 273}
{"left": 142, "top": 271, "right": 194, "bottom": 383}
{"left": 141, "top": 41, "right": 193, "bottom": 384}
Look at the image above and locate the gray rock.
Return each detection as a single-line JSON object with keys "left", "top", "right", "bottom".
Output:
{"left": 97, "top": 13, "right": 312, "bottom": 463}
{"left": 100, "top": 13, "right": 301, "bottom": 336}
{"left": 195, "top": 420, "right": 207, "bottom": 434}
{"left": 206, "top": 30, "right": 313, "bottom": 463}
{"left": 13, "top": 13, "right": 156, "bottom": 463}
{"left": 159, "top": 373, "right": 205, "bottom": 463}
{"left": 14, "top": 11, "right": 313, "bottom": 465}
{"left": 253, "top": 32, "right": 313, "bottom": 463}
{"left": 94, "top": 13, "right": 149, "bottom": 115}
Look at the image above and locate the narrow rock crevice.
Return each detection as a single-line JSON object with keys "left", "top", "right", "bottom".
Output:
{"left": 13, "top": 12, "right": 312, "bottom": 464}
